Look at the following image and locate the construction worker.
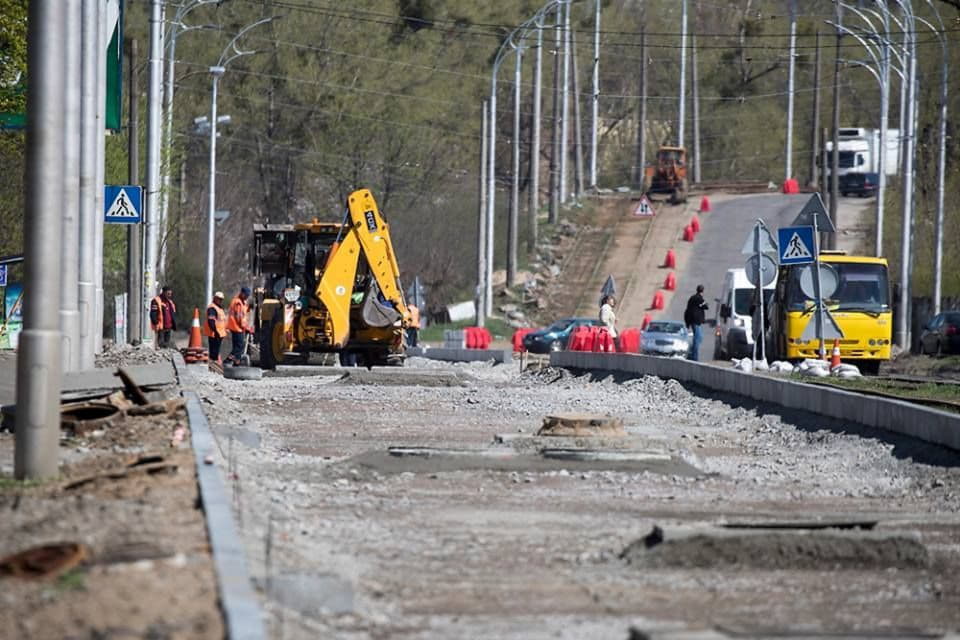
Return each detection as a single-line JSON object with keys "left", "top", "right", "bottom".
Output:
{"left": 406, "top": 303, "right": 421, "bottom": 347}
{"left": 225, "top": 286, "right": 254, "bottom": 365}
{"left": 149, "top": 286, "right": 177, "bottom": 349}
{"left": 204, "top": 291, "right": 228, "bottom": 363}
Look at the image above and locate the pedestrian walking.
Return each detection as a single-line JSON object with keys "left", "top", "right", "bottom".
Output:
{"left": 599, "top": 295, "right": 618, "bottom": 339}
{"left": 684, "top": 284, "right": 709, "bottom": 361}
{"left": 204, "top": 291, "right": 228, "bottom": 363}
{"left": 406, "top": 303, "right": 421, "bottom": 347}
{"left": 149, "top": 286, "right": 177, "bottom": 349}
{"left": 225, "top": 287, "right": 254, "bottom": 366}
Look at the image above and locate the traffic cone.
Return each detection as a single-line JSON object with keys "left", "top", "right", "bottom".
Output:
{"left": 699, "top": 196, "right": 711, "bottom": 213}
{"left": 830, "top": 338, "right": 841, "bottom": 369}
{"left": 663, "top": 249, "right": 677, "bottom": 269}
{"left": 181, "top": 308, "right": 209, "bottom": 363}
{"left": 641, "top": 313, "right": 652, "bottom": 330}
{"left": 683, "top": 225, "right": 695, "bottom": 242}
{"left": 664, "top": 271, "right": 676, "bottom": 291}
{"left": 690, "top": 215, "right": 701, "bottom": 233}
{"left": 650, "top": 290, "right": 665, "bottom": 310}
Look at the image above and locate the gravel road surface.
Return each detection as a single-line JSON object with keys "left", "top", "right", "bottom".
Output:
{"left": 192, "top": 357, "right": 960, "bottom": 639}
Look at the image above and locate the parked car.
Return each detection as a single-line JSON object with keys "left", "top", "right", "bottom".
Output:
{"left": 919, "top": 312, "right": 960, "bottom": 357}
{"left": 839, "top": 172, "right": 879, "bottom": 198}
{"left": 641, "top": 321, "right": 690, "bottom": 357}
{"left": 522, "top": 317, "right": 602, "bottom": 354}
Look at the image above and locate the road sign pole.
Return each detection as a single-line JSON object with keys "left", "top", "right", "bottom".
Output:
{"left": 756, "top": 223, "right": 766, "bottom": 363}
{"left": 812, "top": 215, "right": 825, "bottom": 360}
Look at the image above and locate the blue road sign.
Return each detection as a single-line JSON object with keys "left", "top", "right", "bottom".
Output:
{"left": 104, "top": 185, "right": 142, "bottom": 224}
{"left": 0, "top": 264, "right": 6, "bottom": 287}
{"left": 777, "top": 226, "right": 816, "bottom": 265}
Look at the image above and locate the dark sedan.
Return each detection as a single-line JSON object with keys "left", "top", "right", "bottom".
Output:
{"left": 840, "top": 172, "right": 879, "bottom": 198}
{"left": 522, "top": 317, "right": 602, "bottom": 354}
{"left": 919, "top": 312, "right": 960, "bottom": 357}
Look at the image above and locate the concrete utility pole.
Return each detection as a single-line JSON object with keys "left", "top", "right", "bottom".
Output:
{"left": 127, "top": 38, "right": 142, "bottom": 343}
{"left": 896, "top": 2, "right": 917, "bottom": 350}
{"left": 549, "top": 8, "right": 561, "bottom": 224}
{"left": 78, "top": 0, "right": 99, "bottom": 369}
{"left": 477, "top": 99, "right": 488, "bottom": 327}
{"left": 571, "top": 29, "right": 585, "bottom": 200}
{"left": 589, "top": 0, "right": 600, "bottom": 189}
{"left": 691, "top": 34, "right": 701, "bottom": 184}
{"left": 829, "top": 3, "right": 841, "bottom": 252}
{"left": 94, "top": 0, "right": 107, "bottom": 354}
{"left": 60, "top": 0, "right": 82, "bottom": 372}
{"left": 809, "top": 32, "right": 821, "bottom": 188}
{"left": 507, "top": 49, "right": 522, "bottom": 288}
{"left": 206, "top": 66, "right": 224, "bottom": 303}
{"left": 16, "top": 0, "right": 67, "bottom": 479}
{"left": 528, "top": 25, "right": 543, "bottom": 255}
{"left": 785, "top": 0, "right": 797, "bottom": 182}
{"left": 678, "top": 0, "right": 687, "bottom": 148}
{"left": 635, "top": 29, "right": 646, "bottom": 188}
{"left": 486, "top": 96, "right": 495, "bottom": 317}
{"left": 143, "top": 0, "right": 165, "bottom": 345}
{"left": 560, "top": 2, "right": 571, "bottom": 203}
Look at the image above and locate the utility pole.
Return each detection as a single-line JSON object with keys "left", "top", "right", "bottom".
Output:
{"left": 127, "top": 38, "right": 142, "bottom": 343}
{"left": 785, "top": 0, "right": 797, "bottom": 183}
{"left": 678, "top": 0, "right": 687, "bottom": 148}
{"left": 78, "top": 0, "right": 99, "bottom": 369}
{"left": 571, "top": 28, "right": 585, "bottom": 200}
{"left": 635, "top": 29, "right": 646, "bottom": 189}
{"left": 508, "top": 49, "right": 522, "bottom": 288}
{"left": 16, "top": 0, "right": 67, "bottom": 479}
{"left": 549, "top": 9, "right": 561, "bottom": 224}
{"left": 560, "top": 2, "right": 571, "bottom": 204}
{"left": 94, "top": 0, "right": 107, "bottom": 354}
{"left": 809, "top": 32, "right": 821, "bottom": 189}
{"left": 528, "top": 25, "right": 543, "bottom": 255}
{"left": 143, "top": 0, "right": 165, "bottom": 345}
{"left": 206, "top": 66, "right": 224, "bottom": 303}
{"left": 589, "top": 0, "right": 600, "bottom": 189}
{"left": 485, "top": 97, "right": 494, "bottom": 317}
{"left": 477, "top": 100, "right": 488, "bottom": 327}
{"left": 829, "top": 4, "right": 841, "bottom": 251}
{"left": 896, "top": 11, "right": 918, "bottom": 350}
{"left": 60, "top": 0, "right": 81, "bottom": 372}
{"left": 691, "top": 33, "right": 701, "bottom": 184}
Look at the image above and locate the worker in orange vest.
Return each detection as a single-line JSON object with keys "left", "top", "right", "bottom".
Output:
{"left": 406, "top": 303, "right": 421, "bottom": 347}
{"left": 203, "top": 291, "right": 228, "bottom": 363}
{"left": 225, "top": 287, "right": 254, "bottom": 366}
{"left": 149, "top": 285, "right": 177, "bottom": 349}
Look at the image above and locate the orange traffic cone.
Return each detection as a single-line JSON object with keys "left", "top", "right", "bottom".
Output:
{"left": 663, "top": 249, "right": 677, "bottom": 269}
{"left": 690, "top": 215, "right": 701, "bottom": 233}
{"left": 664, "top": 271, "right": 676, "bottom": 291}
{"left": 650, "top": 290, "right": 665, "bottom": 310}
{"left": 830, "top": 338, "right": 841, "bottom": 369}
{"left": 181, "top": 308, "right": 209, "bottom": 363}
{"left": 683, "top": 225, "right": 695, "bottom": 242}
{"left": 699, "top": 196, "right": 711, "bottom": 213}
{"left": 641, "top": 313, "right": 652, "bottom": 330}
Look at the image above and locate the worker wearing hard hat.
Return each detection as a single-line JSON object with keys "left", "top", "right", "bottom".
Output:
{"left": 204, "top": 291, "right": 228, "bottom": 364}
{"left": 225, "top": 287, "right": 255, "bottom": 366}
{"left": 149, "top": 285, "right": 177, "bottom": 349}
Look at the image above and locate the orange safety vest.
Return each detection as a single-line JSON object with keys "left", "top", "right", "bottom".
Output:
{"left": 150, "top": 296, "right": 177, "bottom": 331}
{"left": 204, "top": 303, "right": 228, "bottom": 338}
{"left": 226, "top": 296, "right": 250, "bottom": 333}
{"left": 408, "top": 304, "right": 421, "bottom": 329}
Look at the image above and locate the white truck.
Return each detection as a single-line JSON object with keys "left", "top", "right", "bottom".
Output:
{"left": 824, "top": 127, "right": 901, "bottom": 177}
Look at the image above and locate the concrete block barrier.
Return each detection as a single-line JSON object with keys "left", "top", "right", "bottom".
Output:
{"left": 550, "top": 351, "right": 960, "bottom": 452}
{"left": 408, "top": 346, "right": 512, "bottom": 364}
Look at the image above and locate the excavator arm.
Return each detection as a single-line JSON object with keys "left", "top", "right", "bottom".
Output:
{"left": 315, "top": 189, "right": 410, "bottom": 347}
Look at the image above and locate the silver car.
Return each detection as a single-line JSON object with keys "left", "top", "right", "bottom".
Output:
{"left": 641, "top": 321, "right": 691, "bottom": 357}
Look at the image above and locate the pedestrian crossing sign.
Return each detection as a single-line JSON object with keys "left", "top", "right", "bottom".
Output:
{"left": 104, "top": 185, "right": 142, "bottom": 224}
{"left": 777, "top": 225, "right": 815, "bottom": 265}
{"left": 633, "top": 195, "right": 655, "bottom": 217}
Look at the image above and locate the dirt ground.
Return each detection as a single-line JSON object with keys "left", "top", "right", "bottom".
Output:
{"left": 0, "top": 347, "right": 223, "bottom": 640}
{"left": 191, "top": 357, "right": 960, "bottom": 639}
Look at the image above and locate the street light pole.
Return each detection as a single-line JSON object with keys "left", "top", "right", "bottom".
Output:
{"left": 590, "top": 0, "right": 600, "bottom": 189}
{"left": 205, "top": 65, "right": 224, "bottom": 304}
{"left": 678, "top": 0, "right": 687, "bottom": 148}
{"left": 785, "top": 0, "right": 796, "bottom": 182}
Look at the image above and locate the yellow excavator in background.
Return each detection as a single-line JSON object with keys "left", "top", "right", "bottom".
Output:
{"left": 643, "top": 145, "right": 689, "bottom": 204}
{"left": 252, "top": 188, "right": 411, "bottom": 368}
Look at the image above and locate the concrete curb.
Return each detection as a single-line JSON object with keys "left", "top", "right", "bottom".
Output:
{"left": 408, "top": 346, "right": 513, "bottom": 364}
{"left": 550, "top": 352, "right": 960, "bottom": 451}
{"left": 174, "top": 355, "right": 267, "bottom": 640}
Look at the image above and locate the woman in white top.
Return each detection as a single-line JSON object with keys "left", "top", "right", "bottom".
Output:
{"left": 599, "top": 295, "right": 618, "bottom": 338}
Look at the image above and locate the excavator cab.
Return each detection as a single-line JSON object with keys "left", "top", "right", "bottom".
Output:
{"left": 643, "top": 145, "right": 689, "bottom": 204}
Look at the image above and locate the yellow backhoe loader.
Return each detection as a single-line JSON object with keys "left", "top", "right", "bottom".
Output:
{"left": 252, "top": 188, "right": 410, "bottom": 368}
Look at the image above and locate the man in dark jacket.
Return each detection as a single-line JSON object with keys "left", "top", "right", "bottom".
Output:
{"left": 684, "top": 284, "right": 709, "bottom": 361}
{"left": 149, "top": 286, "right": 177, "bottom": 349}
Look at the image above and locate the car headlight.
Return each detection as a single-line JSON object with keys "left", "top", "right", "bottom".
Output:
{"left": 734, "top": 318, "right": 745, "bottom": 327}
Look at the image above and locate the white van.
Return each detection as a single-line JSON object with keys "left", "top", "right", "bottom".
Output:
{"left": 713, "top": 268, "right": 776, "bottom": 359}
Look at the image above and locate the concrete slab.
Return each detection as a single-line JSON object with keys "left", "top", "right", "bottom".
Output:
{"left": 407, "top": 346, "right": 513, "bottom": 364}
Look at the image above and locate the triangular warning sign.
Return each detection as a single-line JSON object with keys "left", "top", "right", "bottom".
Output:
{"left": 782, "top": 231, "right": 812, "bottom": 260}
{"left": 106, "top": 188, "right": 138, "bottom": 219}
{"left": 633, "top": 196, "right": 655, "bottom": 217}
